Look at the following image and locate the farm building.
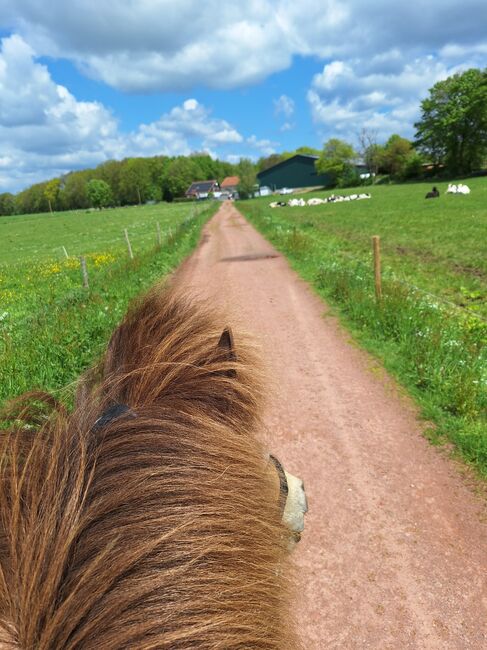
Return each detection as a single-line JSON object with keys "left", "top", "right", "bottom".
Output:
{"left": 186, "top": 180, "right": 219, "bottom": 199}
{"left": 221, "top": 176, "right": 240, "bottom": 193}
{"left": 257, "top": 154, "right": 332, "bottom": 190}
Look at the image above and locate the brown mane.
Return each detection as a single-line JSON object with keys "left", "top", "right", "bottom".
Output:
{"left": 0, "top": 284, "right": 298, "bottom": 648}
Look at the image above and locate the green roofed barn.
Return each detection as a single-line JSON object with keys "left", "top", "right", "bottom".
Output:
{"left": 257, "top": 154, "right": 332, "bottom": 191}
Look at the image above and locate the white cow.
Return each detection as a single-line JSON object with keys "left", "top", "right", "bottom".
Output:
{"left": 307, "top": 198, "right": 325, "bottom": 206}
{"left": 446, "top": 183, "right": 471, "bottom": 194}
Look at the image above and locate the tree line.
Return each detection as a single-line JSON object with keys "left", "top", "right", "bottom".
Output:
{"left": 1, "top": 68, "right": 486, "bottom": 216}
{"left": 0, "top": 154, "right": 238, "bottom": 216}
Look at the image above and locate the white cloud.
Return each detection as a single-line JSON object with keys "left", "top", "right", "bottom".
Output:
{"left": 307, "top": 53, "right": 474, "bottom": 142}
{"left": 4, "top": 0, "right": 485, "bottom": 93}
{"left": 247, "top": 135, "right": 279, "bottom": 157}
{"left": 280, "top": 122, "right": 294, "bottom": 132}
{"left": 0, "top": 35, "right": 246, "bottom": 192}
{"left": 274, "top": 95, "right": 295, "bottom": 119}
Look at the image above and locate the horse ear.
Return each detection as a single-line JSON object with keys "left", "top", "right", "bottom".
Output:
{"left": 217, "top": 328, "right": 237, "bottom": 378}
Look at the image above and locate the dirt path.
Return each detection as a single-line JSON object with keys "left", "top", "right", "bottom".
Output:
{"left": 176, "top": 202, "right": 487, "bottom": 649}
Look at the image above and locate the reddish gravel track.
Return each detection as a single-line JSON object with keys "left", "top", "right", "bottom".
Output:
{"left": 176, "top": 202, "right": 487, "bottom": 649}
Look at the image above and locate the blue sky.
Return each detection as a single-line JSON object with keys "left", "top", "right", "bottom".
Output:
{"left": 1, "top": 0, "right": 487, "bottom": 193}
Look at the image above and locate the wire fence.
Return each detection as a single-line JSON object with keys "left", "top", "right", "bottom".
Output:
{"left": 298, "top": 228, "right": 487, "bottom": 324}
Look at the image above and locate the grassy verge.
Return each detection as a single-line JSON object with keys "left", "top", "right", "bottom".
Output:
{"left": 0, "top": 205, "right": 215, "bottom": 406}
{"left": 239, "top": 186, "right": 487, "bottom": 478}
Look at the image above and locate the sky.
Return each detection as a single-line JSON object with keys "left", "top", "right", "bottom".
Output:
{"left": 1, "top": 0, "right": 487, "bottom": 193}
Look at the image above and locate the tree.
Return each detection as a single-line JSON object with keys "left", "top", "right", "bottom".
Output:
{"left": 415, "top": 68, "right": 487, "bottom": 175}
{"left": 236, "top": 159, "right": 257, "bottom": 199}
{"left": 316, "top": 139, "right": 356, "bottom": 186}
{"left": 257, "top": 153, "right": 286, "bottom": 172}
{"left": 0, "top": 193, "right": 16, "bottom": 216}
{"left": 44, "top": 179, "right": 60, "bottom": 213}
{"left": 380, "top": 135, "right": 413, "bottom": 178}
{"left": 59, "top": 170, "right": 92, "bottom": 211}
{"left": 163, "top": 157, "right": 200, "bottom": 200}
{"left": 119, "top": 158, "right": 153, "bottom": 205}
{"left": 87, "top": 179, "right": 113, "bottom": 209}
{"left": 294, "top": 146, "right": 321, "bottom": 156}
{"left": 357, "top": 128, "right": 382, "bottom": 178}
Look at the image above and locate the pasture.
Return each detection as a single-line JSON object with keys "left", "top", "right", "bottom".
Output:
{"left": 0, "top": 202, "right": 216, "bottom": 405}
{"left": 239, "top": 178, "right": 487, "bottom": 476}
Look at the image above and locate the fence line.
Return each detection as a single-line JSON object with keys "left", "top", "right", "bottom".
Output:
{"left": 288, "top": 227, "right": 487, "bottom": 324}
{"left": 3, "top": 206, "right": 209, "bottom": 264}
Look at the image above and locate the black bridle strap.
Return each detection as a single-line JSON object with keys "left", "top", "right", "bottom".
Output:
{"left": 268, "top": 454, "right": 289, "bottom": 517}
{"left": 93, "top": 403, "right": 137, "bottom": 431}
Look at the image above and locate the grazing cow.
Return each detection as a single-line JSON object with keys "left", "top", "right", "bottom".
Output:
{"left": 0, "top": 286, "right": 306, "bottom": 649}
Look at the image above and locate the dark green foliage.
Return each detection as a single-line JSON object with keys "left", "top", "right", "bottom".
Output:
{"left": 0, "top": 193, "right": 16, "bottom": 216}
{"left": 379, "top": 135, "right": 414, "bottom": 178}
{"left": 415, "top": 68, "right": 487, "bottom": 174}
{"left": 316, "top": 139, "right": 356, "bottom": 186}
{"left": 237, "top": 159, "right": 257, "bottom": 199}
{"left": 87, "top": 179, "right": 113, "bottom": 209}
{"left": 7, "top": 154, "right": 241, "bottom": 216}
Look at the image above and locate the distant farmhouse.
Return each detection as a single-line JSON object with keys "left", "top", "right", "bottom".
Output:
{"left": 220, "top": 176, "right": 240, "bottom": 194}
{"left": 257, "top": 154, "right": 332, "bottom": 190}
{"left": 185, "top": 180, "right": 219, "bottom": 199}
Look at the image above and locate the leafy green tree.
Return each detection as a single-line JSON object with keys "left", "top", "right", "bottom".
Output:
{"left": 0, "top": 193, "right": 16, "bottom": 216}
{"left": 316, "top": 139, "right": 356, "bottom": 186}
{"left": 58, "top": 170, "right": 91, "bottom": 211}
{"left": 119, "top": 158, "right": 153, "bottom": 205}
{"left": 87, "top": 179, "right": 113, "bottom": 209}
{"left": 401, "top": 150, "right": 425, "bottom": 180}
{"left": 257, "top": 153, "right": 286, "bottom": 172}
{"left": 163, "top": 157, "right": 201, "bottom": 200}
{"left": 415, "top": 68, "right": 487, "bottom": 174}
{"left": 380, "top": 135, "right": 413, "bottom": 178}
{"left": 96, "top": 160, "right": 122, "bottom": 203}
{"left": 16, "top": 182, "right": 49, "bottom": 214}
{"left": 294, "top": 146, "right": 321, "bottom": 156}
{"left": 44, "top": 178, "right": 61, "bottom": 213}
{"left": 237, "top": 159, "right": 257, "bottom": 199}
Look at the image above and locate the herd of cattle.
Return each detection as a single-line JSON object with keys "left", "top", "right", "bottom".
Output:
{"left": 269, "top": 183, "right": 472, "bottom": 208}
{"left": 269, "top": 193, "right": 372, "bottom": 208}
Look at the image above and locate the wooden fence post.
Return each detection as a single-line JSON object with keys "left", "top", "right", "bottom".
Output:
{"left": 124, "top": 228, "right": 134, "bottom": 259}
{"left": 372, "top": 235, "right": 382, "bottom": 301}
{"left": 156, "top": 221, "right": 162, "bottom": 246}
{"left": 80, "top": 256, "right": 89, "bottom": 288}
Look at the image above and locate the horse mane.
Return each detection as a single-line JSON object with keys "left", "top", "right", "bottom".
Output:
{"left": 0, "top": 283, "right": 298, "bottom": 649}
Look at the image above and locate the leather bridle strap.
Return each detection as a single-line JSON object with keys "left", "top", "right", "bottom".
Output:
{"left": 268, "top": 454, "right": 289, "bottom": 517}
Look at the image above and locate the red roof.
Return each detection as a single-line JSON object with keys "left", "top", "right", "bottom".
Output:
{"left": 221, "top": 176, "right": 240, "bottom": 188}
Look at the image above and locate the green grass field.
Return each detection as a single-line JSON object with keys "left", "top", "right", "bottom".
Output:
{"left": 244, "top": 178, "right": 487, "bottom": 316}
{"left": 0, "top": 202, "right": 215, "bottom": 406}
{"left": 0, "top": 202, "right": 202, "bottom": 265}
{"left": 239, "top": 178, "right": 487, "bottom": 477}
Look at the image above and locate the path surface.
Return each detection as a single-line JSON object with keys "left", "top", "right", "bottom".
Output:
{"left": 176, "top": 202, "right": 487, "bottom": 649}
